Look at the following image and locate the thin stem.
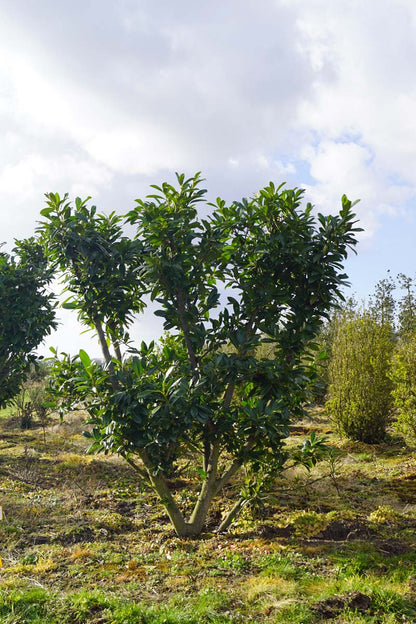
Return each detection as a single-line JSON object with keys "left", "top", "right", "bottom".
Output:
{"left": 111, "top": 337, "right": 123, "bottom": 363}
{"left": 93, "top": 319, "right": 113, "bottom": 368}
{"left": 123, "top": 455, "right": 150, "bottom": 483}
{"left": 93, "top": 319, "right": 119, "bottom": 393}
{"left": 222, "top": 382, "right": 236, "bottom": 410}
{"left": 217, "top": 498, "right": 247, "bottom": 533}
{"left": 214, "top": 437, "right": 256, "bottom": 495}
{"left": 107, "top": 321, "right": 123, "bottom": 363}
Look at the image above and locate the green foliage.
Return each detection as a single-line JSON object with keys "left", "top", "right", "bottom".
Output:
{"left": 292, "top": 431, "right": 330, "bottom": 470}
{"left": 326, "top": 311, "right": 394, "bottom": 443}
{"left": 39, "top": 193, "right": 145, "bottom": 361}
{"left": 389, "top": 334, "right": 416, "bottom": 441}
{"left": 39, "top": 173, "right": 360, "bottom": 536}
{"left": 10, "top": 386, "right": 34, "bottom": 430}
{"left": 0, "top": 240, "right": 56, "bottom": 407}
{"left": 0, "top": 587, "right": 51, "bottom": 623}
{"left": 285, "top": 509, "right": 331, "bottom": 537}
{"left": 305, "top": 333, "right": 332, "bottom": 405}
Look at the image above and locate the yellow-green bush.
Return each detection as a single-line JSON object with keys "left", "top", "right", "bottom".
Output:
{"left": 389, "top": 335, "right": 416, "bottom": 441}
{"left": 326, "top": 312, "right": 394, "bottom": 443}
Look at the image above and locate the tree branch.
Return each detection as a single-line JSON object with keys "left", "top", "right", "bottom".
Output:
{"left": 123, "top": 454, "right": 150, "bottom": 483}
{"left": 188, "top": 440, "right": 221, "bottom": 532}
{"left": 138, "top": 448, "right": 192, "bottom": 536}
{"left": 214, "top": 437, "right": 256, "bottom": 495}
{"left": 176, "top": 289, "right": 198, "bottom": 374}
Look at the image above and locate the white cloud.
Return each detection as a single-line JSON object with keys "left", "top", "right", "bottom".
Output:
{"left": 300, "top": 141, "right": 378, "bottom": 239}
{"left": 0, "top": 0, "right": 415, "bottom": 353}
{"left": 0, "top": 1, "right": 314, "bottom": 169}
{"left": 85, "top": 126, "right": 189, "bottom": 176}
{"left": 281, "top": 0, "right": 416, "bottom": 234}
{"left": 0, "top": 153, "right": 112, "bottom": 246}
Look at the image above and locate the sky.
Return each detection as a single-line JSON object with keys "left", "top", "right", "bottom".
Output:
{"left": 1, "top": 0, "right": 416, "bottom": 357}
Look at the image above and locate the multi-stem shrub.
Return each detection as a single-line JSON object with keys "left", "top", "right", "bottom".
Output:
{"left": 40, "top": 174, "right": 360, "bottom": 537}
{"left": 326, "top": 311, "right": 394, "bottom": 443}
{"left": 389, "top": 334, "right": 416, "bottom": 441}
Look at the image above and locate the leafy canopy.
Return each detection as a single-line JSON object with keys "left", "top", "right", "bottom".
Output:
{"left": 39, "top": 173, "right": 360, "bottom": 536}
{"left": 0, "top": 240, "right": 56, "bottom": 407}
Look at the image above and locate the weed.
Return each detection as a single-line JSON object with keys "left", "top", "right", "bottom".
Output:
{"left": 283, "top": 509, "right": 331, "bottom": 537}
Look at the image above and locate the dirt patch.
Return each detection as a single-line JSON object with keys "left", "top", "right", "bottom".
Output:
{"left": 53, "top": 524, "right": 96, "bottom": 545}
{"left": 233, "top": 523, "right": 294, "bottom": 540}
{"left": 314, "top": 520, "right": 373, "bottom": 541}
{"left": 376, "top": 539, "right": 413, "bottom": 556}
{"left": 393, "top": 474, "right": 416, "bottom": 504}
{"left": 16, "top": 533, "right": 52, "bottom": 548}
{"left": 289, "top": 425, "right": 316, "bottom": 436}
{"left": 83, "top": 494, "right": 136, "bottom": 516}
{"left": 258, "top": 524, "right": 294, "bottom": 539}
{"left": 312, "top": 591, "right": 372, "bottom": 619}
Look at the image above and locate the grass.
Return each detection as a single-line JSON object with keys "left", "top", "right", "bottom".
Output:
{"left": 0, "top": 408, "right": 415, "bottom": 623}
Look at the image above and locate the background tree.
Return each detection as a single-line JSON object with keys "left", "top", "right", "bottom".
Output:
{"left": 326, "top": 309, "right": 394, "bottom": 443}
{"left": 369, "top": 272, "right": 396, "bottom": 330}
{"left": 397, "top": 273, "right": 416, "bottom": 337}
{"left": 40, "top": 174, "right": 360, "bottom": 537}
{"left": 0, "top": 240, "right": 56, "bottom": 407}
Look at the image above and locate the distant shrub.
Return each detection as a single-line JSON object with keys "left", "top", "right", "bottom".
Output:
{"left": 11, "top": 382, "right": 50, "bottom": 431}
{"left": 389, "top": 335, "right": 416, "bottom": 441}
{"left": 326, "top": 312, "right": 394, "bottom": 443}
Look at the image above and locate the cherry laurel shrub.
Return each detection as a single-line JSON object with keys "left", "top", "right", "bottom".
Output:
{"left": 326, "top": 311, "right": 394, "bottom": 443}
{"left": 40, "top": 174, "right": 360, "bottom": 537}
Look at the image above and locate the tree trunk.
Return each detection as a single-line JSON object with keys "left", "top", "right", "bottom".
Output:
{"left": 188, "top": 442, "right": 220, "bottom": 533}
{"left": 138, "top": 449, "right": 197, "bottom": 537}
{"left": 94, "top": 319, "right": 114, "bottom": 369}
{"left": 137, "top": 439, "right": 254, "bottom": 537}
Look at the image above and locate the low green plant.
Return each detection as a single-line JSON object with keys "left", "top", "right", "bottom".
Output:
{"left": 367, "top": 504, "right": 399, "bottom": 526}
{"left": 0, "top": 587, "right": 51, "bottom": 623}
{"left": 285, "top": 509, "right": 331, "bottom": 537}
{"left": 0, "top": 240, "right": 56, "bottom": 408}
{"left": 258, "top": 553, "right": 303, "bottom": 580}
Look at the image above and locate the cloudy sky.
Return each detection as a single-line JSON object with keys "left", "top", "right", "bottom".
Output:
{"left": 1, "top": 0, "right": 415, "bottom": 356}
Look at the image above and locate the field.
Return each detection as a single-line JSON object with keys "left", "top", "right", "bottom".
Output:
{"left": 0, "top": 407, "right": 415, "bottom": 623}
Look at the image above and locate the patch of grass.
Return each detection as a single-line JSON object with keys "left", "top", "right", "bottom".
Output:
{"left": 258, "top": 552, "right": 303, "bottom": 580}
{"left": 0, "top": 587, "right": 52, "bottom": 623}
